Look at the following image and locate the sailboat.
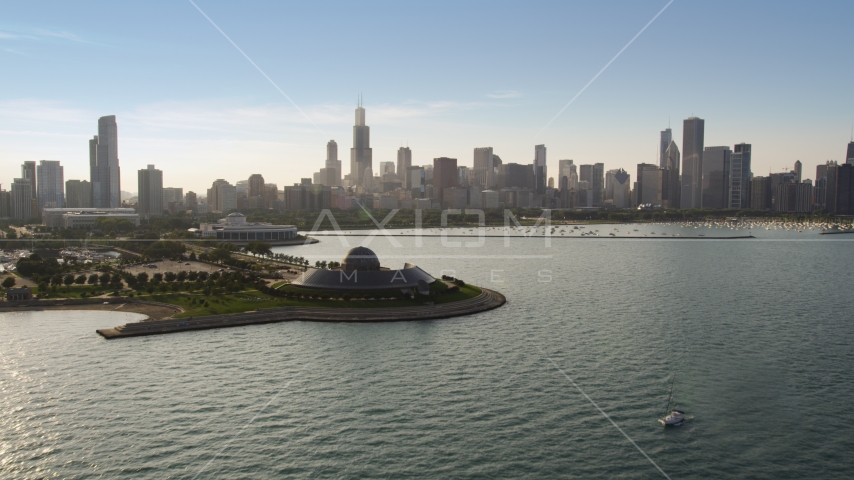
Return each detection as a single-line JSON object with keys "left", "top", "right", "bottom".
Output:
{"left": 659, "top": 376, "right": 685, "bottom": 426}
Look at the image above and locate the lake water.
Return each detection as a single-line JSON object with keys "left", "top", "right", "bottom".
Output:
{"left": 2, "top": 224, "right": 852, "bottom": 479}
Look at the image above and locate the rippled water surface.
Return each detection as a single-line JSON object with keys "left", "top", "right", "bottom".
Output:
{"left": 2, "top": 228, "right": 853, "bottom": 479}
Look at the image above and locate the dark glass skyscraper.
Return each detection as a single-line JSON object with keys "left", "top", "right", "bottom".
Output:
{"left": 534, "top": 144, "right": 546, "bottom": 195}
{"left": 702, "top": 146, "right": 730, "bottom": 209}
{"left": 350, "top": 98, "right": 372, "bottom": 187}
{"left": 681, "top": 117, "right": 704, "bottom": 209}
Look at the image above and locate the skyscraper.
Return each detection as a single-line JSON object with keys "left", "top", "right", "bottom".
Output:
{"left": 681, "top": 117, "right": 705, "bottom": 209}
{"left": 660, "top": 127, "right": 672, "bottom": 168}
{"left": 380, "top": 161, "right": 395, "bottom": 176}
{"left": 826, "top": 163, "right": 853, "bottom": 215}
{"left": 794, "top": 160, "right": 802, "bottom": 183}
{"left": 558, "top": 160, "right": 577, "bottom": 189}
{"left": 534, "top": 144, "right": 547, "bottom": 194}
{"left": 728, "top": 143, "right": 752, "bottom": 209}
{"left": 605, "top": 168, "right": 631, "bottom": 208}
{"left": 397, "top": 147, "right": 412, "bottom": 188}
{"left": 592, "top": 163, "right": 604, "bottom": 206}
{"left": 36, "top": 160, "right": 64, "bottom": 210}
{"left": 473, "top": 147, "right": 495, "bottom": 187}
{"left": 11, "top": 178, "right": 33, "bottom": 220}
{"left": 207, "top": 179, "right": 237, "bottom": 213}
{"left": 636, "top": 164, "right": 663, "bottom": 206}
{"left": 350, "top": 97, "right": 372, "bottom": 187}
{"left": 846, "top": 141, "right": 854, "bottom": 164}
{"left": 433, "top": 157, "right": 458, "bottom": 206}
{"left": 701, "top": 147, "right": 730, "bottom": 209}
{"left": 90, "top": 115, "right": 121, "bottom": 208}
{"left": 21, "top": 161, "right": 37, "bottom": 200}
{"left": 327, "top": 140, "right": 342, "bottom": 186}
{"left": 662, "top": 141, "right": 680, "bottom": 208}
{"left": 163, "top": 187, "right": 184, "bottom": 212}
{"left": 814, "top": 161, "right": 836, "bottom": 210}
{"left": 248, "top": 174, "right": 265, "bottom": 198}
{"left": 65, "top": 180, "right": 92, "bottom": 208}
{"left": 138, "top": 165, "right": 163, "bottom": 217}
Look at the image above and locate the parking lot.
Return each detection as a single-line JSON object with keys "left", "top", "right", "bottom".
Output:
{"left": 122, "top": 260, "right": 232, "bottom": 276}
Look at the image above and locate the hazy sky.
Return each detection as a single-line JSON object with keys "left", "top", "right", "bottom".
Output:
{"left": 2, "top": 0, "right": 853, "bottom": 194}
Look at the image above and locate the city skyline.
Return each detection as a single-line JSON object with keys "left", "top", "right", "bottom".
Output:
{"left": 2, "top": 1, "right": 854, "bottom": 192}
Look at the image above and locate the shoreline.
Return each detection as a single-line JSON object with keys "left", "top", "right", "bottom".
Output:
{"left": 96, "top": 287, "right": 506, "bottom": 339}
{"left": 0, "top": 299, "right": 181, "bottom": 320}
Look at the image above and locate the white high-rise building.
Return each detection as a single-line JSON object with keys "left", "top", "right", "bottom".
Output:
{"left": 36, "top": 160, "right": 64, "bottom": 209}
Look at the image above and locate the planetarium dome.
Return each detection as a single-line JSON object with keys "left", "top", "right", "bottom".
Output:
{"left": 341, "top": 246, "right": 381, "bottom": 272}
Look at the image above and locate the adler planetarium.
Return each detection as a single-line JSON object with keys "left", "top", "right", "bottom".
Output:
{"left": 291, "top": 246, "right": 436, "bottom": 293}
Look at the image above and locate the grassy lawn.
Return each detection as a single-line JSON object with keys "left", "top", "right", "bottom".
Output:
{"left": 31, "top": 285, "right": 118, "bottom": 299}
{"left": 161, "top": 283, "right": 483, "bottom": 318}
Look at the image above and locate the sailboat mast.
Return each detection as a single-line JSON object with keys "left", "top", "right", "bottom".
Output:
{"left": 665, "top": 376, "right": 674, "bottom": 413}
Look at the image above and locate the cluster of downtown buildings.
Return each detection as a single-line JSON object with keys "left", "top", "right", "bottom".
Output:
{"left": 301, "top": 109, "right": 854, "bottom": 215}
{"left": 3, "top": 107, "right": 854, "bottom": 227}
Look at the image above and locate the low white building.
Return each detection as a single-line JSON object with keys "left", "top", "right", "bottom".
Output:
{"left": 43, "top": 208, "right": 140, "bottom": 229}
{"left": 196, "top": 213, "right": 297, "bottom": 243}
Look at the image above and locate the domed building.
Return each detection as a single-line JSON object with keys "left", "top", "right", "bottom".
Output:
{"left": 291, "top": 246, "right": 435, "bottom": 291}
{"left": 341, "top": 246, "right": 381, "bottom": 272}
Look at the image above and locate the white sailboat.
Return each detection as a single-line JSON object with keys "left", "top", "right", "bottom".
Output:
{"left": 659, "top": 376, "right": 685, "bottom": 426}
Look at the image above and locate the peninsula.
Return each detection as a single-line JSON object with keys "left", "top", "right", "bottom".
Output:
{"left": 96, "top": 246, "right": 505, "bottom": 339}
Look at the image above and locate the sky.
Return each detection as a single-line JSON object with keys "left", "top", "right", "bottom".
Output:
{"left": 2, "top": 0, "right": 853, "bottom": 194}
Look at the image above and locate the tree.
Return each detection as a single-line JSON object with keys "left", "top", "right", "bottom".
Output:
{"left": 208, "top": 248, "right": 231, "bottom": 264}
{"left": 164, "top": 271, "right": 177, "bottom": 282}
{"left": 51, "top": 275, "right": 63, "bottom": 286}
{"left": 99, "top": 272, "right": 111, "bottom": 286}
{"left": 152, "top": 273, "right": 163, "bottom": 283}
{"left": 63, "top": 274, "right": 75, "bottom": 286}
{"left": 87, "top": 273, "right": 99, "bottom": 285}
{"left": 176, "top": 271, "right": 187, "bottom": 282}
{"left": 74, "top": 275, "right": 87, "bottom": 285}
{"left": 2, "top": 277, "right": 15, "bottom": 289}
{"left": 188, "top": 252, "right": 197, "bottom": 261}
{"left": 136, "top": 272, "right": 149, "bottom": 284}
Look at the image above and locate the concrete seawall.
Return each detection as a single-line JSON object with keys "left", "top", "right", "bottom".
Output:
{"left": 97, "top": 288, "right": 506, "bottom": 339}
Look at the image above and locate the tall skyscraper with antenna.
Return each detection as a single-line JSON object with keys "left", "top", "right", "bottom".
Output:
{"left": 350, "top": 95, "right": 372, "bottom": 187}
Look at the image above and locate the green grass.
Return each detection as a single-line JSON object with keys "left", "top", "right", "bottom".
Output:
{"left": 31, "top": 284, "right": 116, "bottom": 299}
{"left": 162, "top": 283, "right": 483, "bottom": 318}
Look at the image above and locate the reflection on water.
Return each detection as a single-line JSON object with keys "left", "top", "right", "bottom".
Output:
{"left": 1, "top": 236, "right": 853, "bottom": 479}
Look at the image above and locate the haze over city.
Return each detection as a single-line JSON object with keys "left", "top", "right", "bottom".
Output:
{"left": 2, "top": 0, "right": 853, "bottom": 193}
